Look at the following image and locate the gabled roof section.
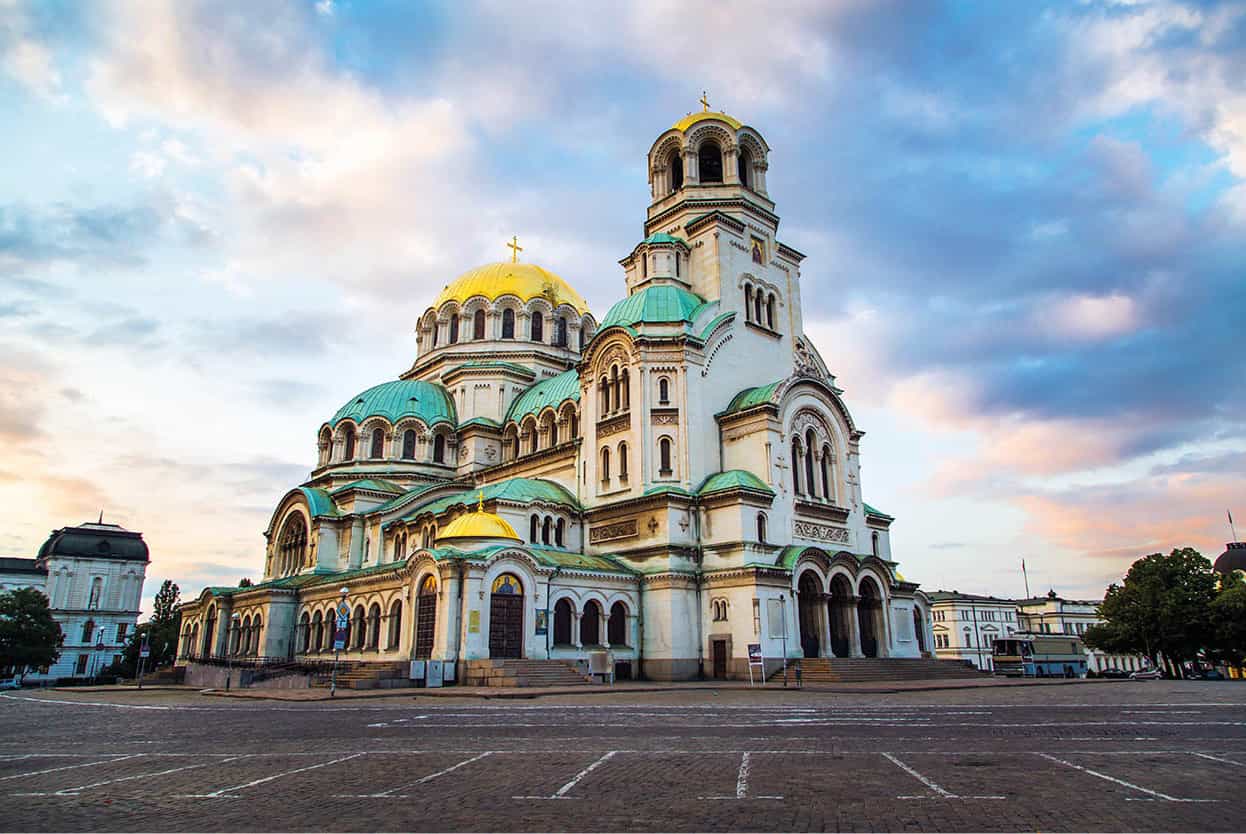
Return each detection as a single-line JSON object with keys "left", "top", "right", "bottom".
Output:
{"left": 505, "top": 369, "right": 580, "bottom": 424}
{"left": 721, "top": 379, "right": 783, "bottom": 415}
{"left": 298, "top": 487, "right": 341, "bottom": 519}
{"left": 394, "top": 477, "right": 580, "bottom": 525}
{"left": 370, "top": 481, "right": 457, "bottom": 515}
{"left": 864, "top": 503, "right": 894, "bottom": 520}
{"left": 642, "top": 232, "right": 688, "bottom": 248}
{"left": 698, "top": 469, "right": 775, "bottom": 497}
{"left": 599, "top": 285, "right": 708, "bottom": 330}
{"left": 328, "top": 479, "right": 403, "bottom": 497}
{"left": 422, "top": 544, "right": 637, "bottom": 575}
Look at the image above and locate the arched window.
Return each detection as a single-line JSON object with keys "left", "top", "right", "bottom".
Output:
{"left": 659, "top": 437, "right": 672, "bottom": 475}
{"left": 642, "top": 251, "right": 647, "bottom": 278}
{"left": 473, "top": 308, "right": 486, "bottom": 340}
{"left": 610, "top": 366, "right": 619, "bottom": 412}
{"left": 370, "top": 428, "right": 385, "bottom": 459}
{"left": 402, "top": 429, "right": 416, "bottom": 459}
{"left": 608, "top": 602, "right": 627, "bottom": 645}
{"left": 872, "top": 531, "right": 880, "bottom": 557}
{"left": 81, "top": 618, "right": 95, "bottom": 644}
{"left": 791, "top": 438, "right": 803, "bottom": 495}
{"left": 542, "top": 516, "right": 552, "bottom": 546}
{"left": 88, "top": 577, "right": 102, "bottom": 609}
{"left": 367, "top": 603, "right": 381, "bottom": 650}
{"left": 754, "top": 292, "right": 764, "bottom": 324}
{"left": 600, "top": 446, "right": 611, "bottom": 481}
{"left": 530, "top": 311, "right": 544, "bottom": 342}
{"left": 570, "top": 411, "right": 579, "bottom": 439}
{"left": 555, "top": 518, "right": 565, "bottom": 547}
{"left": 555, "top": 316, "right": 568, "bottom": 347}
{"left": 343, "top": 426, "right": 356, "bottom": 460}
{"left": 669, "top": 151, "right": 683, "bottom": 192}
{"left": 548, "top": 417, "right": 558, "bottom": 446}
{"left": 744, "top": 284, "right": 753, "bottom": 322}
{"left": 739, "top": 148, "right": 751, "bottom": 188}
{"left": 553, "top": 599, "right": 573, "bottom": 645}
{"left": 618, "top": 441, "right": 629, "bottom": 481}
{"left": 430, "top": 320, "right": 439, "bottom": 347}
{"left": 698, "top": 140, "right": 723, "bottom": 183}
{"left": 805, "top": 430, "right": 818, "bottom": 498}
{"left": 599, "top": 376, "right": 610, "bottom": 412}
{"left": 311, "top": 611, "right": 323, "bottom": 653}
{"left": 530, "top": 514, "right": 539, "bottom": 543}
{"left": 351, "top": 605, "right": 365, "bottom": 649}
{"left": 621, "top": 370, "right": 630, "bottom": 410}
{"left": 448, "top": 314, "right": 459, "bottom": 344}
{"left": 387, "top": 600, "right": 402, "bottom": 649}
{"left": 252, "top": 615, "right": 263, "bottom": 656}
{"left": 502, "top": 308, "right": 515, "bottom": 339}
{"left": 432, "top": 433, "right": 446, "bottom": 464}
{"left": 821, "top": 444, "right": 832, "bottom": 501}
{"left": 658, "top": 377, "right": 670, "bottom": 404}
{"left": 767, "top": 294, "right": 775, "bottom": 329}
{"left": 757, "top": 512, "right": 767, "bottom": 544}
{"left": 277, "top": 513, "right": 308, "bottom": 577}
{"left": 318, "top": 428, "right": 332, "bottom": 465}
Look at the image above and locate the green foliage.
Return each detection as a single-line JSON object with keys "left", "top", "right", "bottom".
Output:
{"left": 1208, "top": 579, "right": 1246, "bottom": 667}
{"left": 151, "top": 580, "right": 180, "bottom": 627}
{"left": 102, "top": 580, "right": 182, "bottom": 678}
{"left": 1089, "top": 547, "right": 1217, "bottom": 672}
{"left": 0, "top": 588, "right": 63, "bottom": 678}
{"left": 238, "top": 578, "right": 254, "bottom": 588}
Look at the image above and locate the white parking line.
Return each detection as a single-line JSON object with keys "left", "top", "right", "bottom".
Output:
{"left": 1036, "top": 753, "right": 1217, "bottom": 802}
{"left": 333, "top": 751, "right": 495, "bottom": 798}
{"left": 1191, "top": 752, "right": 1246, "bottom": 767}
{"left": 177, "top": 753, "right": 365, "bottom": 798}
{"left": 884, "top": 753, "right": 1005, "bottom": 801}
{"left": 0, "top": 754, "right": 142, "bottom": 782}
{"left": 14, "top": 756, "right": 246, "bottom": 797}
{"left": 699, "top": 751, "right": 783, "bottom": 800}
{"left": 513, "top": 750, "right": 616, "bottom": 800}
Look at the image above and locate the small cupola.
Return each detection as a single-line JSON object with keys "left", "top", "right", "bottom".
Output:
{"left": 620, "top": 232, "right": 692, "bottom": 292}
{"left": 434, "top": 492, "right": 522, "bottom": 548}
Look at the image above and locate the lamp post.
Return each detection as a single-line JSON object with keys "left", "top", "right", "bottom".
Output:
{"left": 90, "top": 626, "right": 106, "bottom": 682}
{"left": 226, "top": 612, "right": 240, "bottom": 691}
{"left": 331, "top": 587, "right": 348, "bottom": 698}
{"left": 779, "top": 593, "right": 789, "bottom": 688}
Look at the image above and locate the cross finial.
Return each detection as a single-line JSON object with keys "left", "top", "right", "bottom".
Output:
{"left": 507, "top": 235, "right": 523, "bottom": 263}
{"left": 477, "top": 490, "right": 485, "bottom": 512}
{"left": 700, "top": 90, "right": 710, "bottom": 112}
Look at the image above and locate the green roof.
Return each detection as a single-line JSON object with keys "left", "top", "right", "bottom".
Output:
{"left": 396, "top": 477, "right": 580, "bottom": 524}
{"left": 642, "top": 232, "right": 688, "bottom": 247}
{"left": 599, "top": 286, "right": 708, "bottom": 330}
{"left": 422, "top": 545, "right": 636, "bottom": 575}
{"left": 722, "top": 379, "right": 783, "bottom": 415}
{"left": 864, "top": 503, "right": 894, "bottom": 520}
{"left": 299, "top": 487, "right": 340, "bottom": 519}
{"left": 329, "top": 379, "right": 456, "bottom": 428}
{"left": 696, "top": 310, "right": 734, "bottom": 342}
{"left": 505, "top": 369, "right": 580, "bottom": 424}
{"left": 698, "top": 470, "right": 775, "bottom": 497}
{"left": 329, "top": 479, "right": 403, "bottom": 497}
{"left": 458, "top": 416, "right": 501, "bottom": 429}
{"left": 444, "top": 361, "right": 535, "bottom": 378}
{"left": 642, "top": 484, "right": 694, "bottom": 497}
{"left": 370, "top": 482, "right": 456, "bottom": 515}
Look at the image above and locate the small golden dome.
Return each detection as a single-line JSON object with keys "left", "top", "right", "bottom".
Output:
{"left": 673, "top": 110, "right": 743, "bottom": 133}
{"left": 433, "top": 262, "right": 590, "bottom": 315}
{"left": 436, "top": 495, "right": 521, "bottom": 544}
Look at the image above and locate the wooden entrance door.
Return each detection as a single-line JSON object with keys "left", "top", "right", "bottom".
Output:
{"left": 488, "top": 573, "right": 524, "bottom": 659}
{"left": 414, "top": 575, "right": 437, "bottom": 659}
{"left": 712, "top": 640, "right": 728, "bottom": 679}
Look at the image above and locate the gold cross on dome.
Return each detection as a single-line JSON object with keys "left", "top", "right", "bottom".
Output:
{"left": 700, "top": 91, "right": 710, "bottom": 112}
{"left": 477, "top": 490, "right": 485, "bottom": 512}
{"left": 507, "top": 235, "right": 523, "bottom": 263}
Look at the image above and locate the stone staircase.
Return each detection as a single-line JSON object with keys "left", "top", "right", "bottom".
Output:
{"left": 311, "top": 661, "right": 412, "bottom": 690}
{"left": 461, "top": 659, "right": 593, "bottom": 687}
{"left": 767, "top": 657, "right": 986, "bottom": 684}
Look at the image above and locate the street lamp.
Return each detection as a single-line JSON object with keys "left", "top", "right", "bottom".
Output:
{"left": 331, "top": 587, "right": 348, "bottom": 698}
{"left": 226, "top": 612, "right": 240, "bottom": 691}
{"left": 90, "top": 626, "right": 106, "bottom": 682}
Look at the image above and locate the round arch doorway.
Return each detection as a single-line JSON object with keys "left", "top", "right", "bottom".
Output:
{"left": 797, "top": 572, "right": 822, "bottom": 658}
{"left": 414, "top": 575, "right": 437, "bottom": 659}
{"left": 489, "top": 573, "right": 524, "bottom": 658}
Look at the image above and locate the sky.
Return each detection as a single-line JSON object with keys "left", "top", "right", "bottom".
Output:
{"left": 1, "top": 0, "right": 1244, "bottom": 616}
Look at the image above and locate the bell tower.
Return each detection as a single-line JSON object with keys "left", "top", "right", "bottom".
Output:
{"left": 620, "top": 97, "right": 805, "bottom": 341}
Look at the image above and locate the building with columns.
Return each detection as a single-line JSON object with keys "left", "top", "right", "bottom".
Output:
{"left": 175, "top": 104, "right": 935, "bottom": 681}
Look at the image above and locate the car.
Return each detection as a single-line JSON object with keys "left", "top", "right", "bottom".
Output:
{"left": 1129, "top": 668, "right": 1163, "bottom": 680}
{"left": 0, "top": 677, "right": 21, "bottom": 691}
{"left": 1188, "top": 669, "right": 1224, "bottom": 681}
{"left": 1099, "top": 667, "right": 1130, "bottom": 679}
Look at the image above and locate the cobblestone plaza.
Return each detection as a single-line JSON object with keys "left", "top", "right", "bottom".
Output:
{"left": 2, "top": 681, "right": 1245, "bottom": 831}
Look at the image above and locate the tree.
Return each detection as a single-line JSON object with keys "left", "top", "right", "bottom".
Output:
{"left": 1085, "top": 547, "right": 1217, "bottom": 676}
{"left": 238, "top": 578, "right": 253, "bottom": 588}
{"left": 151, "top": 579, "right": 180, "bottom": 628}
{"left": 0, "top": 588, "right": 63, "bottom": 679}
{"left": 104, "top": 580, "right": 182, "bottom": 678}
{"left": 1207, "top": 578, "right": 1246, "bottom": 668}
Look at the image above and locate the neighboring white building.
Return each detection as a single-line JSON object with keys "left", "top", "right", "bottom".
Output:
{"left": 926, "top": 592, "right": 1019, "bottom": 671}
{"left": 928, "top": 588, "right": 1149, "bottom": 674}
{"left": 176, "top": 104, "right": 936, "bottom": 681}
{"left": 0, "top": 521, "right": 150, "bottom": 681}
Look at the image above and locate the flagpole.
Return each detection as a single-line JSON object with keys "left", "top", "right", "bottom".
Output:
{"left": 1231, "top": 510, "right": 1239, "bottom": 543}
{"left": 1022, "top": 559, "right": 1031, "bottom": 599}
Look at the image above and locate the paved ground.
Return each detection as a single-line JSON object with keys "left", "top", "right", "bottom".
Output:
{"left": 1, "top": 681, "right": 1244, "bottom": 831}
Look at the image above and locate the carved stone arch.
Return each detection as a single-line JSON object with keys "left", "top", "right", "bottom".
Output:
{"left": 549, "top": 588, "right": 581, "bottom": 611}
{"left": 857, "top": 555, "right": 895, "bottom": 587}
{"left": 524, "top": 296, "right": 554, "bottom": 317}
{"left": 435, "top": 299, "right": 462, "bottom": 319}
{"left": 686, "top": 123, "right": 734, "bottom": 152}
{"left": 459, "top": 295, "right": 491, "bottom": 315}
{"left": 736, "top": 130, "right": 768, "bottom": 161}
{"left": 480, "top": 549, "right": 542, "bottom": 586}
{"left": 856, "top": 567, "right": 889, "bottom": 599}
{"left": 359, "top": 415, "right": 393, "bottom": 438}
{"left": 494, "top": 294, "right": 524, "bottom": 314}
{"left": 738, "top": 271, "right": 781, "bottom": 298}
{"left": 393, "top": 417, "right": 429, "bottom": 439}
{"left": 776, "top": 377, "right": 861, "bottom": 442}
{"left": 578, "top": 589, "right": 610, "bottom": 614}
{"left": 581, "top": 326, "right": 635, "bottom": 369}
{"left": 651, "top": 134, "right": 683, "bottom": 171}
{"left": 790, "top": 408, "right": 832, "bottom": 449}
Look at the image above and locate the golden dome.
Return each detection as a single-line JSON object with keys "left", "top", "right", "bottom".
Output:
{"left": 436, "top": 497, "right": 521, "bottom": 543}
{"left": 673, "top": 110, "right": 743, "bottom": 133}
{"left": 433, "top": 262, "right": 590, "bottom": 315}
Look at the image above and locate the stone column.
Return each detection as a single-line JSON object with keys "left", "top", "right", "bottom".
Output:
{"left": 847, "top": 595, "right": 863, "bottom": 658}
{"left": 573, "top": 611, "right": 583, "bottom": 649}
{"left": 819, "top": 593, "right": 833, "bottom": 659}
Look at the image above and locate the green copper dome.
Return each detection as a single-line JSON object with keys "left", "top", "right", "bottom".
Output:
{"left": 329, "top": 379, "right": 456, "bottom": 428}
{"left": 599, "top": 285, "right": 708, "bottom": 330}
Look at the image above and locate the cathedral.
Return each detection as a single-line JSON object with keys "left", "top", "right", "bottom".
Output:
{"left": 175, "top": 105, "right": 935, "bottom": 682}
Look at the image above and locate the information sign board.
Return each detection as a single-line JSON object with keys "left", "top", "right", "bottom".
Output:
{"left": 139, "top": 638, "right": 150, "bottom": 659}
{"left": 333, "top": 626, "right": 347, "bottom": 651}
{"left": 747, "top": 642, "right": 765, "bottom": 687}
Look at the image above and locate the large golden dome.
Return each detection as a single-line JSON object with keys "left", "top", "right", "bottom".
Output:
{"left": 433, "top": 262, "right": 590, "bottom": 315}
{"left": 436, "top": 497, "right": 521, "bottom": 544}
{"left": 673, "top": 110, "right": 743, "bottom": 132}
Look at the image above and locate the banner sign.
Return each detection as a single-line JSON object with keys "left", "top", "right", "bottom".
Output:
{"left": 139, "top": 638, "right": 150, "bottom": 659}
{"left": 334, "top": 626, "right": 347, "bottom": 651}
{"left": 534, "top": 609, "right": 548, "bottom": 635}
